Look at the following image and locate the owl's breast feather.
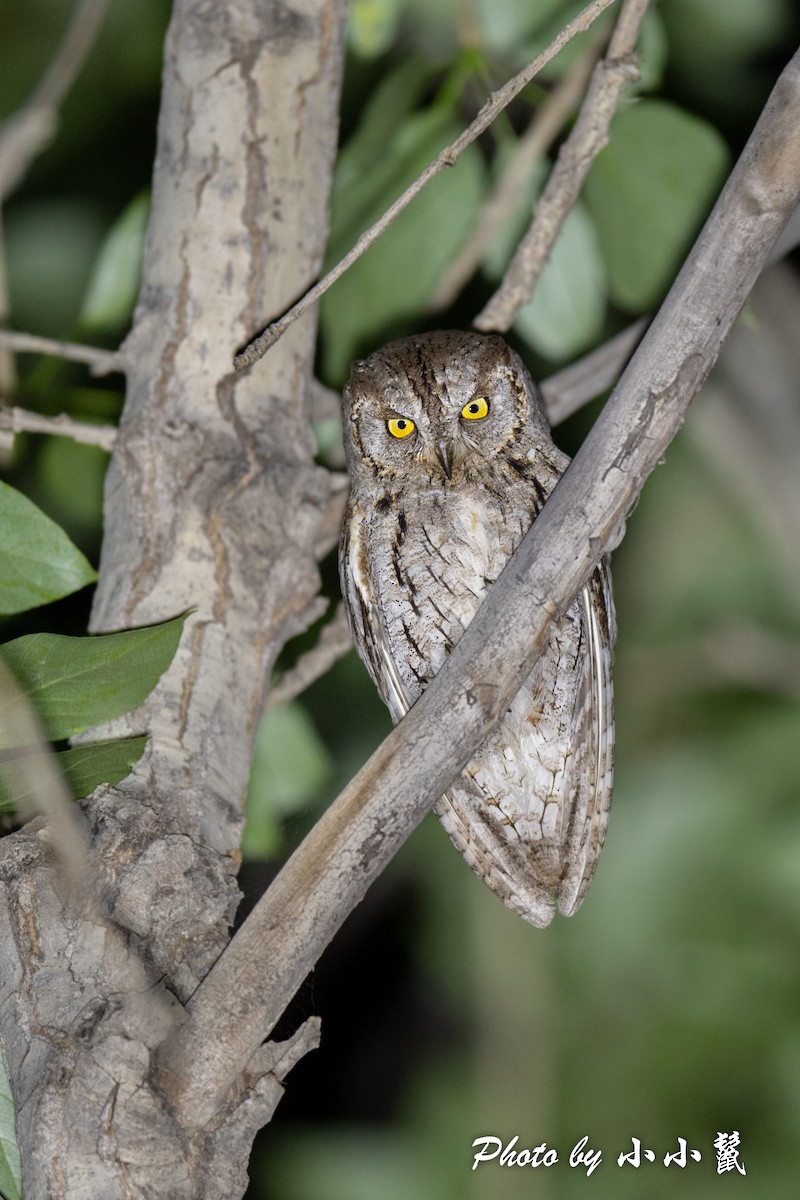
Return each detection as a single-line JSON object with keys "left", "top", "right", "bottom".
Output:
{"left": 373, "top": 487, "right": 528, "bottom": 701}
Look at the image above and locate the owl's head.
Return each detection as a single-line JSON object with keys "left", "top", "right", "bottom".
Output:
{"left": 342, "top": 330, "right": 551, "bottom": 487}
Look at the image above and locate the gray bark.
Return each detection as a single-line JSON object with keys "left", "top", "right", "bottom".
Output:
{"left": 0, "top": 0, "right": 346, "bottom": 1195}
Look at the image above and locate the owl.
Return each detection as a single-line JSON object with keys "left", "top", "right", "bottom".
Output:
{"left": 339, "top": 330, "right": 614, "bottom": 927}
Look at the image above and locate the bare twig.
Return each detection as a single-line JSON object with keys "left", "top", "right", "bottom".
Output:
{"left": 0, "top": 0, "right": 111, "bottom": 203}
{"left": 431, "top": 34, "right": 603, "bottom": 311}
{"left": 156, "top": 47, "right": 800, "bottom": 1126}
{"left": 232, "top": 0, "right": 618, "bottom": 371}
{"left": 541, "top": 317, "right": 648, "bottom": 423}
{"left": 267, "top": 605, "right": 352, "bottom": 709}
{"left": 475, "top": 0, "right": 650, "bottom": 331}
{"left": 0, "top": 328, "right": 120, "bottom": 375}
{"left": 0, "top": 405, "right": 117, "bottom": 451}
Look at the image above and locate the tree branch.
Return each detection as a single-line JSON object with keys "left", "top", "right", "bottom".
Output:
{"left": 232, "top": 0, "right": 618, "bottom": 371}
{"left": 474, "top": 0, "right": 651, "bottom": 331}
{"left": 0, "top": 405, "right": 117, "bottom": 450}
{"left": 266, "top": 604, "right": 352, "bottom": 709}
{"left": 0, "top": 328, "right": 120, "bottom": 374}
{"left": 156, "top": 45, "right": 800, "bottom": 1128}
{"left": 0, "top": 0, "right": 112, "bottom": 452}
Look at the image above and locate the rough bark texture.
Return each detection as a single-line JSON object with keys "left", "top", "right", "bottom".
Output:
{"left": 0, "top": 0, "right": 346, "bottom": 1195}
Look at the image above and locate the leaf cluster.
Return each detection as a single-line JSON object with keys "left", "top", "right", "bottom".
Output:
{"left": 0, "top": 481, "right": 185, "bottom": 813}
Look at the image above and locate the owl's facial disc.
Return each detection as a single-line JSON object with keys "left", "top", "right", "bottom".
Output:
{"left": 378, "top": 388, "right": 499, "bottom": 482}
{"left": 346, "top": 330, "right": 542, "bottom": 484}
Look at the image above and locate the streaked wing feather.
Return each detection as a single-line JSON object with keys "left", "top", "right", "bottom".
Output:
{"left": 557, "top": 561, "right": 615, "bottom": 915}
{"left": 341, "top": 506, "right": 412, "bottom": 721}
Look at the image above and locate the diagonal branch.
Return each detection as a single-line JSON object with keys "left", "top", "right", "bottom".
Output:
{"left": 475, "top": 0, "right": 651, "bottom": 331}
{"left": 155, "top": 46, "right": 800, "bottom": 1127}
{"left": 232, "top": 0, "right": 618, "bottom": 371}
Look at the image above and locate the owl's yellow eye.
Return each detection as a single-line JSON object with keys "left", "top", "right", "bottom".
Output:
{"left": 387, "top": 416, "right": 416, "bottom": 439}
{"left": 461, "top": 396, "right": 490, "bottom": 420}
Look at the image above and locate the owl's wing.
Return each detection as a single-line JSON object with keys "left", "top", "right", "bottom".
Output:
{"left": 340, "top": 503, "right": 413, "bottom": 722}
{"left": 556, "top": 559, "right": 615, "bottom": 916}
{"left": 433, "top": 559, "right": 615, "bottom": 928}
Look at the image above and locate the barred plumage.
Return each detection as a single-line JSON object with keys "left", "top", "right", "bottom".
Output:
{"left": 339, "top": 331, "right": 615, "bottom": 927}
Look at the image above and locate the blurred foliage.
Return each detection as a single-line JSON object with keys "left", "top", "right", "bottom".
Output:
{"left": 1, "top": 0, "right": 800, "bottom": 1198}
{"left": 0, "top": 543, "right": 186, "bottom": 810}
{"left": 0, "top": 479, "right": 96, "bottom": 614}
{"left": 0, "top": 1045, "right": 21, "bottom": 1200}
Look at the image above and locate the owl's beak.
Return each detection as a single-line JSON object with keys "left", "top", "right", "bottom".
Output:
{"left": 436, "top": 438, "right": 454, "bottom": 480}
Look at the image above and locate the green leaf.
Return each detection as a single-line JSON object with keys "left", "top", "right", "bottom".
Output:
{"left": 0, "top": 481, "right": 97, "bottom": 616}
{"left": 584, "top": 100, "right": 730, "bottom": 311}
{"left": 80, "top": 191, "right": 149, "bottom": 332}
{"left": 243, "top": 703, "right": 332, "bottom": 859}
{"left": 512, "top": 200, "right": 606, "bottom": 362}
{"left": 0, "top": 738, "right": 148, "bottom": 813}
{"left": 60, "top": 736, "right": 148, "bottom": 798}
{"left": 325, "top": 58, "right": 442, "bottom": 262}
{"left": 348, "top": 0, "right": 404, "bottom": 58}
{"left": 0, "top": 1045, "right": 21, "bottom": 1200}
{"left": 474, "top": 0, "right": 566, "bottom": 56}
{"left": 0, "top": 613, "right": 188, "bottom": 742}
{"left": 321, "top": 102, "right": 486, "bottom": 380}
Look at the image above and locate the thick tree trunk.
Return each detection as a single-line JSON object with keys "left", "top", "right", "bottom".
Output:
{"left": 0, "top": 1, "right": 346, "bottom": 1194}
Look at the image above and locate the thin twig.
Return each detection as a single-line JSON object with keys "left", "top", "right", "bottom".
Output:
{"left": 431, "top": 34, "right": 604, "bottom": 311}
{"left": 0, "top": 0, "right": 111, "bottom": 203}
{"left": 156, "top": 47, "right": 800, "bottom": 1126}
{"left": 0, "top": 329, "right": 120, "bottom": 375}
{"left": 475, "top": 0, "right": 650, "bottom": 331}
{"left": 541, "top": 317, "right": 648, "bottom": 423}
{"left": 267, "top": 605, "right": 352, "bottom": 709}
{"left": 0, "top": 405, "right": 117, "bottom": 451}
{"left": 232, "top": 0, "right": 619, "bottom": 372}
